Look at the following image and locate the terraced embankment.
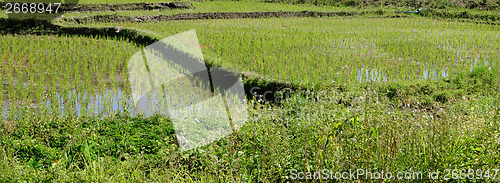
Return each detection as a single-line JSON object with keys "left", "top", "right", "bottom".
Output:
{"left": 62, "top": 9, "right": 500, "bottom": 24}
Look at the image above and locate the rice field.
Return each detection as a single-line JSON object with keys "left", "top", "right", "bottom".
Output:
{"left": 1, "top": 1, "right": 500, "bottom": 182}
{"left": 8, "top": 16, "right": 499, "bottom": 119}
{"left": 0, "top": 33, "right": 248, "bottom": 150}
{"left": 91, "top": 17, "right": 499, "bottom": 86}
{"left": 0, "top": 34, "right": 139, "bottom": 118}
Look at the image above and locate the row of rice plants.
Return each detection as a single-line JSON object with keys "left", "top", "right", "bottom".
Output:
{"left": 95, "top": 17, "right": 499, "bottom": 86}
{"left": 0, "top": 34, "right": 139, "bottom": 119}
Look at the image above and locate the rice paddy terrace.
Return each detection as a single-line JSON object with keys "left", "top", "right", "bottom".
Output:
{"left": 0, "top": 1, "right": 499, "bottom": 182}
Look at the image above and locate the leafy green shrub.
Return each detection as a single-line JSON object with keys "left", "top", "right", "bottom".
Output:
{"left": 381, "top": 82, "right": 401, "bottom": 100}
{"left": 10, "top": 140, "right": 57, "bottom": 169}
{"left": 422, "top": 95, "right": 434, "bottom": 106}
{"left": 433, "top": 91, "right": 450, "bottom": 103}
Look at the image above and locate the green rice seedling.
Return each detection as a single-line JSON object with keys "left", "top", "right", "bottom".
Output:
{"left": 0, "top": 34, "right": 139, "bottom": 118}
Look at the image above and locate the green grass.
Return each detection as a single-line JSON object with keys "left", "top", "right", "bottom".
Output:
{"left": 85, "top": 17, "right": 499, "bottom": 87}
{"left": 1, "top": 66, "right": 499, "bottom": 182}
{"left": 1, "top": 1, "right": 500, "bottom": 182}
{"left": 0, "top": 24, "right": 499, "bottom": 182}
